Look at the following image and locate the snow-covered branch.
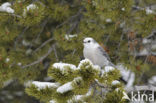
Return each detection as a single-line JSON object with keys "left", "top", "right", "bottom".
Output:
{"left": 0, "top": 2, "right": 14, "bottom": 13}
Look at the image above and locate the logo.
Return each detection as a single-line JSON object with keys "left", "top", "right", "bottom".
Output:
{"left": 122, "top": 91, "right": 155, "bottom": 102}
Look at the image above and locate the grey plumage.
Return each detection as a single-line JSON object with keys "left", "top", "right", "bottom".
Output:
{"left": 83, "top": 37, "right": 114, "bottom": 67}
{"left": 83, "top": 37, "right": 130, "bottom": 85}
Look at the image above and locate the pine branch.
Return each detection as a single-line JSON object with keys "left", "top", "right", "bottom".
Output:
{"left": 14, "top": 26, "right": 29, "bottom": 49}
{"left": 0, "top": 13, "right": 22, "bottom": 18}
{"left": 56, "top": 8, "right": 83, "bottom": 29}
{"left": 35, "top": 19, "right": 49, "bottom": 41}
{"left": 94, "top": 79, "right": 108, "bottom": 88}
{"left": 34, "top": 38, "right": 54, "bottom": 53}
{"left": 52, "top": 44, "right": 59, "bottom": 61}
{"left": 21, "top": 44, "right": 54, "bottom": 69}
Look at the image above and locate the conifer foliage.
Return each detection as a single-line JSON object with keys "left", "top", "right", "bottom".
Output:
{"left": 26, "top": 59, "right": 124, "bottom": 103}
{"left": 0, "top": 0, "right": 156, "bottom": 103}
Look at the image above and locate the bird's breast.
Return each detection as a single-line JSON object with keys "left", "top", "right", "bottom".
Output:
{"left": 83, "top": 47, "right": 97, "bottom": 64}
{"left": 83, "top": 47, "right": 110, "bottom": 67}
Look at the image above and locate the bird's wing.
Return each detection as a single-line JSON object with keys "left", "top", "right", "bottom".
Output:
{"left": 97, "top": 46, "right": 111, "bottom": 61}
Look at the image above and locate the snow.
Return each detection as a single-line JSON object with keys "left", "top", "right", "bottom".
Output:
{"left": 53, "top": 62, "right": 77, "bottom": 70}
{"left": 148, "top": 76, "right": 156, "bottom": 85}
{"left": 139, "top": 48, "right": 149, "bottom": 56}
{"left": 53, "top": 59, "right": 100, "bottom": 75}
{"left": 116, "top": 64, "right": 135, "bottom": 88}
{"left": 100, "top": 66, "right": 115, "bottom": 77}
{"left": 105, "top": 66, "right": 115, "bottom": 72}
{"left": 26, "top": 4, "right": 37, "bottom": 11}
{"left": 17, "top": 62, "right": 22, "bottom": 66}
{"left": 49, "top": 100, "right": 56, "bottom": 103}
{"left": 78, "top": 59, "right": 91, "bottom": 69}
{"left": 22, "top": 40, "right": 31, "bottom": 46}
{"left": 115, "top": 88, "right": 120, "bottom": 92}
{"left": 133, "top": 6, "right": 156, "bottom": 15}
{"left": 86, "top": 88, "right": 92, "bottom": 96}
{"left": 56, "top": 77, "right": 82, "bottom": 94}
{"left": 57, "top": 82, "right": 73, "bottom": 94}
{"left": 142, "top": 38, "right": 151, "bottom": 44}
{"left": 112, "top": 80, "right": 120, "bottom": 85}
{"left": 23, "top": 4, "right": 38, "bottom": 16}
{"left": 100, "top": 70, "right": 105, "bottom": 77}
{"left": 145, "top": 7, "right": 155, "bottom": 14}
{"left": 78, "top": 59, "right": 100, "bottom": 71}
{"left": 0, "top": 2, "right": 14, "bottom": 13}
{"left": 126, "top": 73, "right": 135, "bottom": 88}
{"left": 73, "top": 77, "right": 82, "bottom": 83}
{"left": 121, "top": 8, "right": 125, "bottom": 11}
{"left": 106, "top": 18, "right": 112, "bottom": 23}
{"left": 65, "top": 34, "right": 77, "bottom": 40}
{"left": 68, "top": 88, "right": 92, "bottom": 102}
{"left": 6, "top": 58, "right": 10, "bottom": 62}
{"left": 93, "top": 65, "right": 101, "bottom": 71}
{"left": 73, "top": 95, "right": 82, "bottom": 101}
{"left": 116, "top": 64, "right": 130, "bottom": 81}
{"left": 32, "top": 81, "right": 60, "bottom": 90}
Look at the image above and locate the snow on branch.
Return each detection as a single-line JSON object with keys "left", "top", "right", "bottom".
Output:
{"left": 57, "top": 82, "right": 73, "bottom": 94}
{"left": 68, "top": 88, "right": 93, "bottom": 103}
{"left": 23, "top": 4, "right": 38, "bottom": 16}
{"left": 65, "top": 34, "right": 77, "bottom": 40}
{"left": 132, "top": 5, "right": 156, "bottom": 15}
{"left": 0, "top": 2, "right": 14, "bottom": 13}
{"left": 49, "top": 100, "right": 56, "bottom": 103}
{"left": 100, "top": 66, "right": 115, "bottom": 77}
{"left": 78, "top": 59, "right": 101, "bottom": 71}
{"left": 31, "top": 81, "right": 60, "bottom": 90}
{"left": 57, "top": 77, "right": 82, "bottom": 94}
{"left": 116, "top": 64, "right": 135, "bottom": 88}
{"left": 112, "top": 80, "right": 120, "bottom": 85}
{"left": 53, "top": 63, "right": 77, "bottom": 71}
{"left": 105, "top": 66, "right": 115, "bottom": 72}
{"left": 148, "top": 76, "right": 156, "bottom": 86}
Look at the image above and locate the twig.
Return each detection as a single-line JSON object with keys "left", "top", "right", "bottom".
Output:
{"left": 34, "top": 38, "right": 54, "bottom": 53}
{"left": 72, "top": 49, "right": 76, "bottom": 57}
{"left": 14, "top": 26, "right": 29, "bottom": 49}
{"left": 94, "top": 79, "right": 107, "bottom": 88}
{"left": 35, "top": 19, "right": 49, "bottom": 40}
{"left": 0, "top": 13, "right": 22, "bottom": 18}
{"left": 56, "top": 8, "right": 83, "bottom": 29}
{"left": 28, "top": 19, "right": 49, "bottom": 50}
{"left": 21, "top": 44, "right": 54, "bottom": 69}
{"left": 52, "top": 44, "right": 59, "bottom": 61}
{"left": 115, "top": 32, "right": 124, "bottom": 62}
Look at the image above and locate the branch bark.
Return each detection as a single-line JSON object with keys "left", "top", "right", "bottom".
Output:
{"left": 21, "top": 44, "right": 54, "bottom": 69}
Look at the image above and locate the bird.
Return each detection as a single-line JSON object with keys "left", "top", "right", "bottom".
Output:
{"left": 83, "top": 37, "right": 128, "bottom": 84}
{"left": 83, "top": 37, "right": 114, "bottom": 67}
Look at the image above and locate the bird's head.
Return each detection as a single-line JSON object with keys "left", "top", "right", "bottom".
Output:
{"left": 83, "top": 37, "right": 97, "bottom": 48}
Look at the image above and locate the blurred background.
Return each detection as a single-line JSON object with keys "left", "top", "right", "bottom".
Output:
{"left": 0, "top": 0, "right": 156, "bottom": 103}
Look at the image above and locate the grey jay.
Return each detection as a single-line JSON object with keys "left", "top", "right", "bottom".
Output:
{"left": 83, "top": 37, "right": 114, "bottom": 67}
{"left": 83, "top": 37, "right": 129, "bottom": 84}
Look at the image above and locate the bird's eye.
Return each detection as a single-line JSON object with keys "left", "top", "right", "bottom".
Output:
{"left": 88, "top": 40, "right": 91, "bottom": 43}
